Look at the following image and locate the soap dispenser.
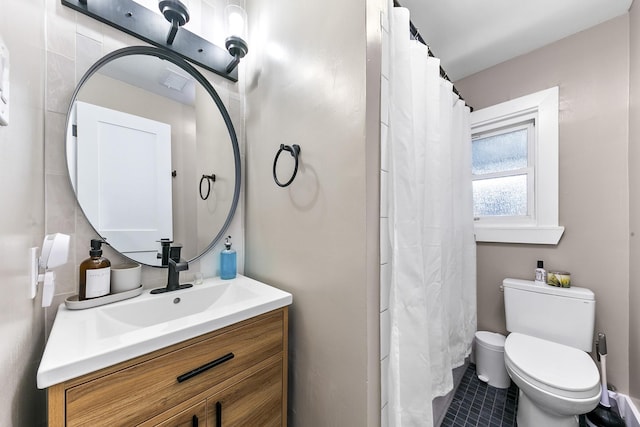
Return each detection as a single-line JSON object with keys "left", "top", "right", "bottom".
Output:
{"left": 79, "top": 239, "right": 111, "bottom": 300}
{"left": 220, "top": 236, "right": 236, "bottom": 280}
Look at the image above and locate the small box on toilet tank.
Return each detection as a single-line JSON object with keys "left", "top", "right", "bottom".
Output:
{"left": 547, "top": 271, "right": 571, "bottom": 288}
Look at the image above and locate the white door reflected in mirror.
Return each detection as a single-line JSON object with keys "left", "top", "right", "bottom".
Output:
{"left": 74, "top": 101, "right": 173, "bottom": 264}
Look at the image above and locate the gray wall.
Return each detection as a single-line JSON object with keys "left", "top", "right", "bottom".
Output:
{"left": 1, "top": 1, "right": 244, "bottom": 425}
{"left": 628, "top": 1, "right": 640, "bottom": 402}
{"left": 243, "top": 0, "right": 382, "bottom": 425}
{"left": 456, "top": 15, "right": 631, "bottom": 395}
{"left": 0, "top": 0, "right": 46, "bottom": 425}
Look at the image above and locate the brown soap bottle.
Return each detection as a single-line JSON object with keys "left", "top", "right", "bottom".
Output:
{"left": 79, "top": 239, "right": 111, "bottom": 300}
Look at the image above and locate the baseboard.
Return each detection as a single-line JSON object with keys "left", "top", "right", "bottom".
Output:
{"left": 611, "top": 391, "right": 640, "bottom": 427}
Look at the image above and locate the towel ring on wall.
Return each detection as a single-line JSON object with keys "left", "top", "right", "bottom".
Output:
{"left": 273, "top": 144, "right": 301, "bottom": 188}
{"left": 199, "top": 173, "right": 216, "bottom": 200}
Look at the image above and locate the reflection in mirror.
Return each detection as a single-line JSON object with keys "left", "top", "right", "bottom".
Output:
{"left": 66, "top": 47, "right": 241, "bottom": 267}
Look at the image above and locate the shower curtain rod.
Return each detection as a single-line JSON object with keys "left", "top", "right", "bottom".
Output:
{"left": 408, "top": 21, "right": 471, "bottom": 110}
{"left": 393, "top": 1, "right": 472, "bottom": 110}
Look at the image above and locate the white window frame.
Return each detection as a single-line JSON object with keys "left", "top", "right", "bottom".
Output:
{"left": 470, "top": 86, "right": 564, "bottom": 244}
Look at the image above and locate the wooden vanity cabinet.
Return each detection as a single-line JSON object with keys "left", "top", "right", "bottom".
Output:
{"left": 152, "top": 401, "right": 207, "bottom": 427}
{"left": 206, "top": 359, "right": 283, "bottom": 426}
{"left": 47, "top": 308, "right": 288, "bottom": 427}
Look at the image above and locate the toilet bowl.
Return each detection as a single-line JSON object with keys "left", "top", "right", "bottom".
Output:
{"left": 504, "top": 333, "right": 601, "bottom": 427}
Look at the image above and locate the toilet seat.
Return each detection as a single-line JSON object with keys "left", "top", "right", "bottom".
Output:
{"left": 504, "top": 333, "right": 600, "bottom": 399}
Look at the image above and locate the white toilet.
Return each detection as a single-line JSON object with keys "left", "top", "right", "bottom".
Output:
{"left": 502, "top": 278, "right": 601, "bottom": 427}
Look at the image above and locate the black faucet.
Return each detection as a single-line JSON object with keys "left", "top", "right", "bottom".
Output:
{"left": 151, "top": 244, "right": 193, "bottom": 294}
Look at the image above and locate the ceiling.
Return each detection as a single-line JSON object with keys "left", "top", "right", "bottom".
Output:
{"left": 99, "top": 54, "right": 196, "bottom": 106}
{"left": 399, "top": 0, "right": 634, "bottom": 81}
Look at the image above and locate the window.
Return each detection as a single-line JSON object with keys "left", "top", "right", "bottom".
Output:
{"left": 470, "top": 87, "right": 564, "bottom": 244}
{"left": 472, "top": 120, "right": 534, "bottom": 218}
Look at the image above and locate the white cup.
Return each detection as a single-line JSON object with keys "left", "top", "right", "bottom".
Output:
{"left": 111, "top": 263, "right": 142, "bottom": 293}
{"left": 193, "top": 272, "right": 204, "bottom": 285}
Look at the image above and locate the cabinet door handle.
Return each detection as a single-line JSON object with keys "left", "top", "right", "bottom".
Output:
{"left": 176, "top": 352, "right": 235, "bottom": 383}
{"left": 216, "top": 401, "right": 222, "bottom": 427}
{"left": 192, "top": 415, "right": 199, "bottom": 427}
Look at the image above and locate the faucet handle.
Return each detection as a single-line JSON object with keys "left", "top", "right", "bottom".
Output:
{"left": 169, "top": 244, "right": 182, "bottom": 261}
{"left": 157, "top": 238, "right": 173, "bottom": 265}
{"left": 169, "top": 244, "right": 188, "bottom": 272}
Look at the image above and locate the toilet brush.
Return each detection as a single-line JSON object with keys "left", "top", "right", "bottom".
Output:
{"left": 586, "top": 333, "right": 625, "bottom": 427}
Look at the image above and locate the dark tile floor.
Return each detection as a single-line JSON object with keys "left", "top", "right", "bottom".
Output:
{"left": 441, "top": 364, "right": 590, "bottom": 427}
{"left": 441, "top": 363, "right": 518, "bottom": 427}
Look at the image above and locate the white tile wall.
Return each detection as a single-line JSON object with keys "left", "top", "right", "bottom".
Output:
{"left": 75, "top": 34, "right": 103, "bottom": 77}
{"left": 380, "top": 217, "right": 390, "bottom": 265}
{"left": 381, "top": 355, "right": 389, "bottom": 409}
{"left": 46, "top": 52, "right": 75, "bottom": 114}
{"left": 380, "top": 261, "right": 391, "bottom": 311}
{"left": 380, "top": 77, "right": 390, "bottom": 126}
{"left": 380, "top": 2, "right": 392, "bottom": 423}
{"left": 380, "top": 308, "right": 391, "bottom": 359}
{"left": 382, "top": 403, "right": 389, "bottom": 427}
{"left": 380, "top": 170, "right": 389, "bottom": 219}
{"left": 381, "top": 123, "right": 389, "bottom": 171}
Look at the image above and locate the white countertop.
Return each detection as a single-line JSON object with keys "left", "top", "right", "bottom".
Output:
{"left": 37, "top": 275, "right": 292, "bottom": 389}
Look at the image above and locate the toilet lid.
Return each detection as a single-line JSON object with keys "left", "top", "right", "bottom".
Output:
{"left": 504, "top": 333, "right": 600, "bottom": 393}
{"left": 475, "top": 331, "right": 506, "bottom": 351}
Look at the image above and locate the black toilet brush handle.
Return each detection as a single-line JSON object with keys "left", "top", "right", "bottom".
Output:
{"left": 597, "top": 332, "right": 607, "bottom": 356}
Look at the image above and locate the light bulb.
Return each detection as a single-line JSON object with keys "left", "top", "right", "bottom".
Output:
{"left": 225, "top": 5, "right": 247, "bottom": 41}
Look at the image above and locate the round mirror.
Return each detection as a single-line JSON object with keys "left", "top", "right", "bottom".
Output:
{"left": 66, "top": 46, "right": 241, "bottom": 267}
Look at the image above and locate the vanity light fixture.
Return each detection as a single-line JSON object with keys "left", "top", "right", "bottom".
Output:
{"left": 61, "top": 0, "right": 243, "bottom": 82}
{"left": 158, "top": 0, "right": 190, "bottom": 46}
{"left": 224, "top": 5, "right": 248, "bottom": 73}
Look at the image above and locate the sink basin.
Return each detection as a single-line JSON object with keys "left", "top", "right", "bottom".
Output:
{"left": 97, "top": 280, "right": 260, "bottom": 336}
{"left": 37, "top": 275, "right": 292, "bottom": 389}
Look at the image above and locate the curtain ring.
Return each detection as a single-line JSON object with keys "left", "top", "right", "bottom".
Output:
{"left": 273, "top": 144, "right": 301, "bottom": 187}
{"left": 199, "top": 174, "right": 216, "bottom": 200}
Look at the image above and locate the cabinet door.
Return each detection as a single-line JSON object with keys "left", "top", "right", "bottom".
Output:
{"left": 65, "top": 312, "right": 283, "bottom": 426}
{"left": 208, "top": 360, "right": 283, "bottom": 427}
{"left": 147, "top": 400, "right": 206, "bottom": 427}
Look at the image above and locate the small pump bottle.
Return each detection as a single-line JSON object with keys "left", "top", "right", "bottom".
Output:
{"left": 79, "top": 239, "right": 111, "bottom": 300}
{"left": 220, "top": 236, "right": 237, "bottom": 280}
{"left": 534, "top": 260, "right": 547, "bottom": 285}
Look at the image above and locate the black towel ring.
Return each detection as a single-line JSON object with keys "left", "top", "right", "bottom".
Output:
{"left": 273, "top": 144, "right": 301, "bottom": 187}
{"left": 199, "top": 174, "right": 216, "bottom": 200}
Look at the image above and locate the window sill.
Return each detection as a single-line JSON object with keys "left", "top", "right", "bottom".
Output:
{"left": 474, "top": 225, "right": 565, "bottom": 245}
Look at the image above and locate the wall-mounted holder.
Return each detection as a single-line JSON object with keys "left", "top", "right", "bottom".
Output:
{"left": 273, "top": 144, "right": 301, "bottom": 187}
{"left": 200, "top": 173, "right": 216, "bottom": 200}
{"left": 61, "top": 0, "right": 239, "bottom": 82}
{"left": 30, "top": 233, "right": 71, "bottom": 307}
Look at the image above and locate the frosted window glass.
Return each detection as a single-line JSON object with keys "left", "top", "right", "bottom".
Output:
{"left": 473, "top": 175, "right": 527, "bottom": 217}
{"left": 472, "top": 129, "right": 528, "bottom": 175}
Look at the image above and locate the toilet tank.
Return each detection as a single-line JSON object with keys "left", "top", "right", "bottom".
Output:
{"left": 503, "top": 278, "right": 595, "bottom": 352}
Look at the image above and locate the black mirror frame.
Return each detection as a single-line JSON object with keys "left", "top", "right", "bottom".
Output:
{"left": 65, "top": 45, "right": 242, "bottom": 267}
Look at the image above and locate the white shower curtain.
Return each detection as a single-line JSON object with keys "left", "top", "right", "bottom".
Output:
{"left": 386, "top": 7, "right": 477, "bottom": 427}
